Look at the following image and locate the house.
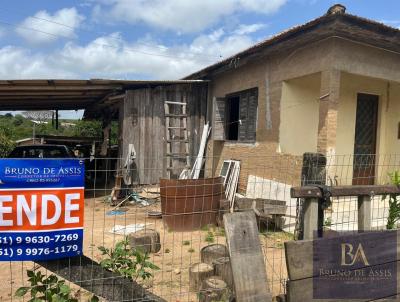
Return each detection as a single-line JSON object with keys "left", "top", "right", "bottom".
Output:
{"left": 2, "top": 4, "right": 399, "bottom": 192}
{"left": 184, "top": 4, "right": 400, "bottom": 189}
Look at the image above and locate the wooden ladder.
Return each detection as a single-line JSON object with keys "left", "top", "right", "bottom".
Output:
{"left": 164, "top": 100, "right": 190, "bottom": 178}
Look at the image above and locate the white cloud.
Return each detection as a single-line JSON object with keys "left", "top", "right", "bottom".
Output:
{"left": 381, "top": 20, "right": 400, "bottom": 29}
{"left": 93, "top": 0, "right": 286, "bottom": 33}
{"left": 0, "top": 46, "right": 76, "bottom": 78}
{"left": 16, "top": 8, "right": 85, "bottom": 44}
{"left": 0, "top": 26, "right": 256, "bottom": 80}
{"left": 234, "top": 23, "right": 266, "bottom": 35}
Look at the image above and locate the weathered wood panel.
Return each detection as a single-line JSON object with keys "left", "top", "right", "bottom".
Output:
{"left": 223, "top": 211, "right": 272, "bottom": 302}
{"left": 291, "top": 185, "right": 400, "bottom": 198}
{"left": 122, "top": 83, "right": 207, "bottom": 184}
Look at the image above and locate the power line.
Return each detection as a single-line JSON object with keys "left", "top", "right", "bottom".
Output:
{"left": 0, "top": 7, "right": 223, "bottom": 61}
{"left": 0, "top": 19, "right": 217, "bottom": 63}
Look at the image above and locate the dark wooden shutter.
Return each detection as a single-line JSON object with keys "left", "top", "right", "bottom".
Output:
{"left": 238, "top": 89, "right": 258, "bottom": 142}
{"left": 246, "top": 89, "right": 258, "bottom": 142}
{"left": 213, "top": 97, "right": 226, "bottom": 140}
{"left": 238, "top": 92, "right": 249, "bottom": 141}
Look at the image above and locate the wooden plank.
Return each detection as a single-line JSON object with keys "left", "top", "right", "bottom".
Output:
{"left": 263, "top": 203, "right": 287, "bottom": 215}
{"left": 0, "top": 85, "right": 120, "bottom": 90}
{"left": 36, "top": 255, "right": 166, "bottom": 302}
{"left": 164, "top": 114, "right": 187, "bottom": 118}
{"left": 144, "top": 88, "right": 152, "bottom": 184}
{"left": 358, "top": 195, "right": 371, "bottom": 231}
{"left": 138, "top": 89, "right": 146, "bottom": 183}
{"left": 234, "top": 198, "right": 287, "bottom": 215}
{"left": 303, "top": 198, "right": 319, "bottom": 240}
{"left": 291, "top": 185, "right": 400, "bottom": 198}
{"left": 223, "top": 211, "right": 272, "bottom": 302}
{"left": 165, "top": 101, "right": 186, "bottom": 105}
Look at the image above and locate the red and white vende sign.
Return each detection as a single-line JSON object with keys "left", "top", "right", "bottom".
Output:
{"left": 0, "top": 159, "right": 84, "bottom": 261}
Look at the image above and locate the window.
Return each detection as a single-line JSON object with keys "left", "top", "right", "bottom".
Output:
{"left": 213, "top": 88, "right": 258, "bottom": 143}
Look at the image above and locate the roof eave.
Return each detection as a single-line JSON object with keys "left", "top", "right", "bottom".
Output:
{"left": 184, "top": 13, "right": 400, "bottom": 80}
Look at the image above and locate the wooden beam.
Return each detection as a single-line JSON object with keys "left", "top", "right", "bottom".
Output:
{"left": 303, "top": 198, "right": 319, "bottom": 240}
{"left": 107, "top": 93, "right": 126, "bottom": 101}
{"left": 291, "top": 185, "right": 400, "bottom": 198}
{"left": 0, "top": 85, "right": 121, "bottom": 91}
{"left": 0, "top": 91, "right": 104, "bottom": 96}
{"left": 0, "top": 103, "right": 96, "bottom": 110}
{"left": 358, "top": 195, "right": 371, "bottom": 231}
{"left": 0, "top": 96, "right": 100, "bottom": 100}
{"left": 36, "top": 255, "right": 166, "bottom": 302}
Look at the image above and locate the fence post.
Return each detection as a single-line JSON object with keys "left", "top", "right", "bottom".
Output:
{"left": 358, "top": 195, "right": 371, "bottom": 231}
{"left": 303, "top": 197, "right": 319, "bottom": 240}
{"left": 298, "top": 153, "right": 327, "bottom": 240}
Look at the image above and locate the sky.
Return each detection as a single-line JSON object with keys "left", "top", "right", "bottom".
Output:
{"left": 0, "top": 0, "right": 399, "bottom": 118}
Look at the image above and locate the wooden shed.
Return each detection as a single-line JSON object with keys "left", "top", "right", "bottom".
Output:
{"left": 118, "top": 82, "right": 208, "bottom": 184}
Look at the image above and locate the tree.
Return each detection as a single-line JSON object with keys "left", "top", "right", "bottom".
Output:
{"left": 72, "top": 120, "right": 102, "bottom": 137}
{"left": 0, "top": 132, "right": 15, "bottom": 157}
{"left": 13, "top": 114, "right": 24, "bottom": 126}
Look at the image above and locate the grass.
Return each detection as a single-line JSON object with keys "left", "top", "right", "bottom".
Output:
{"left": 262, "top": 231, "right": 294, "bottom": 249}
{"left": 215, "top": 227, "right": 225, "bottom": 237}
{"left": 201, "top": 224, "right": 211, "bottom": 232}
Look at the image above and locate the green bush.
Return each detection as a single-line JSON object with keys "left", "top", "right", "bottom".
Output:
{"left": 205, "top": 231, "right": 215, "bottom": 243}
{"left": 15, "top": 269, "right": 98, "bottom": 302}
{"left": 384, "top": 171, "right": 400, "bottom": 229}
{"left": 98, "top": 237, "right": 159, "bottom": 281}
{"left": 0, "top": 132, "right": 15, "bottom": 157}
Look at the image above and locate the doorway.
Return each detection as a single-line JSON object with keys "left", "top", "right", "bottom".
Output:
{"left": 352, "top": 93, "right": 379, "bottom": 185}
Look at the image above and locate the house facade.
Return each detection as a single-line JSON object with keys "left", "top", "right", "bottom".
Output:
{"left": 186, "top": 4, "right": 400, "bottom": 189}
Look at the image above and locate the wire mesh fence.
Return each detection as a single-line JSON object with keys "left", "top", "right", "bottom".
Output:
{"left": 1, "top": 153, "right": 398, "bottom": 301}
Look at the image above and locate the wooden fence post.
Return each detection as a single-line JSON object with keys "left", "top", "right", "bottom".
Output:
{"left": 299, "top": 153, "right": 327, "bottom": 239}
{"left": 358, "top": 195, "right": 371, "bottom": 231}
{"left": 303, "top": 197, "right": 319, "bottom": 240}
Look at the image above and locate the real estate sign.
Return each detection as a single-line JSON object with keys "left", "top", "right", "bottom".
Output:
{"left": 0, "top": 159, "right": 84, "bottom": 261}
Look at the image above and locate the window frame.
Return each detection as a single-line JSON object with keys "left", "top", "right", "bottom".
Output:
{"left": 224, "top": 87, "right": 258, "bottom": 144}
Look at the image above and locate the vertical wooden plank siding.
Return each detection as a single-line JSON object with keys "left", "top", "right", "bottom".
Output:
{"left": 121, "top": 84, "right": 208, "bottom": 184}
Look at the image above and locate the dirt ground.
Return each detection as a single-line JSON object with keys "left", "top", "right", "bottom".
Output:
{"left": 0, "top": 187, "right": 291, "bottom": 302}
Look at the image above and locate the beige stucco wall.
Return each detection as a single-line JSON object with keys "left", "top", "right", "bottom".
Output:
{"left": 205, "top": 39, "right": 336, "bottom": 188}
{"left": 279, "top": 73, "right": 321, "bottom": 155}
{"left": 332, "top": 72, "right": 400, "bottom": 185}
{"left": 205, "top": 36, "right": 400, "bottom": 189}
